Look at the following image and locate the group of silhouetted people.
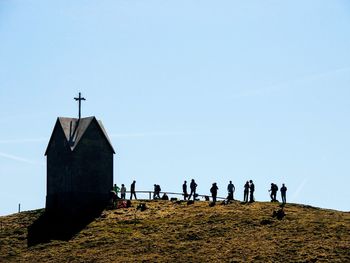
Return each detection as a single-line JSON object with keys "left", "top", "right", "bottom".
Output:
{"left": 110, "top": 179, "right": 288, "bottom": 205}
{"left": 182, "top": 179, "right": 198, "bottom": 201}
{"left": 269, "top": 183, "right": 287, "bottom": 204}
{"left": 243, "top": 180, "right": 255, "bottom": 203}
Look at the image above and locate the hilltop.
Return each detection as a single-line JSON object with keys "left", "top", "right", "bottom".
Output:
{"left": 0, "top": 201, "right": 349, "bottom": 262}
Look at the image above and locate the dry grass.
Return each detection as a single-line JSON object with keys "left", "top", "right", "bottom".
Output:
{"left": 0, "top": 201, "right": 349, "bottom": 262}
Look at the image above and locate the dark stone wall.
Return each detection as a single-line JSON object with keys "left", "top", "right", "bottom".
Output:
{"left": 46, "top": 119, "right": 113, "bottom": 216}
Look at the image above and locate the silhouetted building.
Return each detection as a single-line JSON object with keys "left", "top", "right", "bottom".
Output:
{"left": 45, "top": 116, "right": 115, "bottom": 216}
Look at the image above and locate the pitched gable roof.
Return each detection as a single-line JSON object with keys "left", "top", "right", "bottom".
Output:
{"left": 45, "top": 116, "right": 115, "bottom": 155}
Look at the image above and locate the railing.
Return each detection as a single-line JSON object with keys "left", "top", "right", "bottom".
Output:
{"left": 120, "top": 190, "right": 227, "bottom": 201}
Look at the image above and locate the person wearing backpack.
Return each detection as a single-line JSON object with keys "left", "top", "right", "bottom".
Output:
{"left": 269, "top": 183, "right": 278, "bottom": 202}
{"left": 153, "top": 184, "right": 161, "bottom": 199}
{"left": 273, "top": 184, "right": 279, "bottom": 201}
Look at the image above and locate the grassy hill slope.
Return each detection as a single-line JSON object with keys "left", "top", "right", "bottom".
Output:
{"left": 1, "top": 201, "right": 349, "bottom": 262}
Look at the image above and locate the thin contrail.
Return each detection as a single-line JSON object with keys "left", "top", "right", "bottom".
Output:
{"left": 290, "top": 178, "right": 308, "bottom": 203}
{"left": 0, "top": 152, "right": 44, "bottom": 166}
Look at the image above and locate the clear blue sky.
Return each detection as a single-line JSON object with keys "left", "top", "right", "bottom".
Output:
{"left": 1, "top": 1, "right": 350, "bottom": 215}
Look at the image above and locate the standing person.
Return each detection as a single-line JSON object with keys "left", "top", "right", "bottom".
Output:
{"left": 244, "top": 181, "right": 249, "bottom": 203}
{"left": 227, "top": 181, "right": 235, "bottom": 200}
{"left": 120, "top": 184, "right": 126, "bottom": 199}
{"left": 269, "top": 183, "right": 274, "bottom": 201}
{"left": 249, "top": 180, "right": 255, "bottom": 203}
{"left": 157, "top": 184, "right": 161, "bottom": 198}
{"left": 130, "top": 180, "right": 137, "bottom": 200}
{"left": 153, "top": 184, "right": 157, "bottom": 199}
{"left": 210, "top": 183, "right": 219, "bottom": 203}
{"left": 113, "top": 184, "right": 120, "bottom": 198}
{"left": 188, "top": 179, "right": 198, "bottom": 201}
{"left": 269, "top": 183, "right": 278, "bottom": 202}
{"left": 182, "top": 180, "right": 188, "bottom": 200}
{"left": 273, "top": 183, "right": 278, "bottom": 201}
{"left": 280, "top": 183, "right": 287, "bottom": 204}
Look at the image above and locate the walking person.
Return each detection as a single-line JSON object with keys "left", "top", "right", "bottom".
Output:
{"left": 249, "top": 180, "right": 255, "bottom": 203}
{"left": 227, "top": 180, "right": 235, "bottom": 200}
{"left": 130, "top": 180, "right": 137, "bottom": 200}
{"left": 210, "top": 183, "right": 219, "bottom": 203}
{"left": 153, "top": 184, "right": 161, "bottom": 199}
{"left": 244, "top": 181, "right": 249, "bottom": 203}
{"left": 182, "top": 180, "right": 188, "bottom": 200}
{"left": 188, "top": 179, "right": 198, "bottom": 201}
{"left": 280, "top": 183, "right": 287, "bottom": 204}
{"left": 120, "top": 184, "right": 126, "bottom": 199}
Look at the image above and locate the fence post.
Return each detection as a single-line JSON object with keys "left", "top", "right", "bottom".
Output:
{"left": 149, "top": 192, "right": 151, "bottom": 200}
{"left": 18, "top": 203, "right": 21, "bottom": 213}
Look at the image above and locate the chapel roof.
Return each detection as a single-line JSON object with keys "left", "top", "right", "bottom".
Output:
{"left": 45, "top": 116, "right": 115, "bottom": 155}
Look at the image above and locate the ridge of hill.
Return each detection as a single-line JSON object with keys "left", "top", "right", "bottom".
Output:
{"left": 0, "top": 201, "right": 349, "bottom": 262}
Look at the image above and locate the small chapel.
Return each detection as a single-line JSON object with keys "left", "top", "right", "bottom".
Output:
{"left": 44, "top": 93, "right": 115, "bottom": 216}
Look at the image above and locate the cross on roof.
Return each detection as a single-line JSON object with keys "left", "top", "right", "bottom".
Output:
{"left": 74, "top": 92, "right": 86, "bottom": 120}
